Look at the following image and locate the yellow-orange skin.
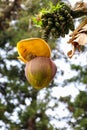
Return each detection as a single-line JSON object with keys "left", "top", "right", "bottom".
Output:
{"left": 17, "top": 38, "right": 51, "bottom": 63}
{"left": 25, "top": 57, "right": 57, "bottom": 89}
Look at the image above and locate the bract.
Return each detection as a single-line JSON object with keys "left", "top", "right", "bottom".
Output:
{"left": 17, "top": 38, "right": 51, "bottom": 63}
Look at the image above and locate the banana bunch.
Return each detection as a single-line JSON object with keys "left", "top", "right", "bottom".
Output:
{"left": 41, "top": 2, "right": 74, "bottom": 41}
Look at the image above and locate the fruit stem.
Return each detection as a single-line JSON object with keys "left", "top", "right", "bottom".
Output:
{"left": 71, "top": 10, "right": 87, "bottom": 19}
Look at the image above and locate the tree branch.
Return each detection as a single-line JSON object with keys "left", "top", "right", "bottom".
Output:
{"left": 71, "top": 10, "right": 87, "bottom": 19}
{"left": 0, "top": 0, "right": 21, "bottom": 30}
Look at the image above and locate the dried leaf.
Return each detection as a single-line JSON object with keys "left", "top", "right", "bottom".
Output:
{"left": 70, "top": 19, "right": 87, "bottom": 37}
{"left": 79, "top": 24, "right": 87, "bottom": 33}
{"left": 67, "top": 46, "right": 75, "bottom": 58}
{"left": 73, "top": 33, "right": 87, "bottom": 46}
{"left": 67, "top": 18, "right": 87, "bottom": 58}
{"left": 74, "top": 2, "right": 87, "bottom": 11}
{"left": 68, "top": 34, "right": 79, "bottom": 43}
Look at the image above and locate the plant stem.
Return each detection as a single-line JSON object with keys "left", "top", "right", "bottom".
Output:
{"left": 71, "top": 10, "right": 87, "bottom": 19}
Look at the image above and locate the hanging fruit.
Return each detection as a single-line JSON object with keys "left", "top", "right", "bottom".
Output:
{"left": 25, "top": 57, "right": 57, "bottom": 89}
{"left": 17, "top": 38, "right": 57, "bottom": 89}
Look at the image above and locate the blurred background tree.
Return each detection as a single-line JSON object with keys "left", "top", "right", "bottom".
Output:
{"left": 0, "top": 0, "right": 87, "bottom": 130}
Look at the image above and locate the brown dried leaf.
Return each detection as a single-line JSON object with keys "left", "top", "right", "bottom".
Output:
{"left": 67, "top": 18, "right": 87, "bottom": 58}
{"left": 73, "top": 33, "right": 87, "bottom": 46}
{"left": 79, "top": 24, "right": 87, "bottom": 33}
{"left": 68, "top": 33, "right": 79, "bottom": 43}
{"left": 70, "top": 19, "right": 87, "bottom": 37}
{"left": 74, "top": 2, "right": 87, "bottom": 11}
{"left": 67, "top": 46, "right": 75, "bottom": 58}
